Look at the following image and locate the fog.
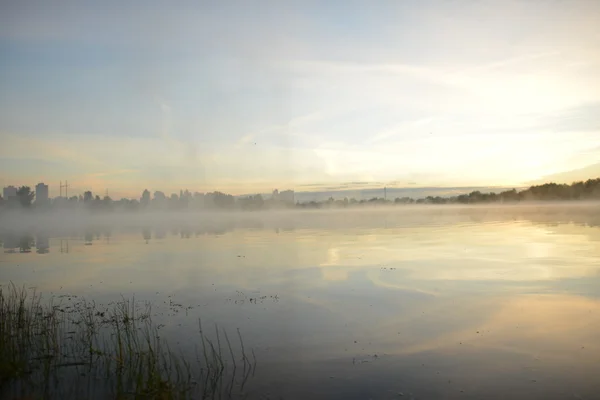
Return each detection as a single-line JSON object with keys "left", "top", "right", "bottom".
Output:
{"left": 2, "top": 202, "right": 600, "bottom": 238}
{"left": 4, "top": 202, "right": 600, "bottom": 399}
{"left": 3, "top": 0, "right": 600, "bottom": 397}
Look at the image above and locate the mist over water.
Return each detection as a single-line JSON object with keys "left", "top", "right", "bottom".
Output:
{"left": 2, "top": 205, "right": 600, "bottom": 399}
{"left": 3, "top": 0, "right": 600, "bottom": 397}
{"left": 3, "top": 202, "right": 600, "bottom": 234}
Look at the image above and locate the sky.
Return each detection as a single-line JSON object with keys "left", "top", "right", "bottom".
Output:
{"left": 1, "top": 0, "right": 599, "bottom": 198}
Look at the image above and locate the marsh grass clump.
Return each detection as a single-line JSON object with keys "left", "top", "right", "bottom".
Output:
{"left": 0, "top": 284, "right": 254, "bottom": 399}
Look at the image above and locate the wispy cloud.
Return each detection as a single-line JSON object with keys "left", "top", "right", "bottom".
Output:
{"left": 460, "top": 51, "right": 561, "bottom": 75}
{"left": 1, "top": 0, "right": 600, "bottom": 191}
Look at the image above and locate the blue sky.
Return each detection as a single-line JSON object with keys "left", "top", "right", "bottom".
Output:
{"left": 1, "top": 0, "right": 600, "bottom": 198}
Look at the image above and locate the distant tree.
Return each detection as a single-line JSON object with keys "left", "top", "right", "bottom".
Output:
{"left": 84, "top": 191, "right": 93, "bottom": 203}
{"left": 127, "top": 199, "right": 140, "bottom": 211}
{"left": 395, "top": 197, "right": 414, "bottom": 204}
{"left": 207, "top": 191, "right": 235, "bottom": 209}
{"left": 498, "top": 189, "right": 518, "bottom": 202}
{"left": 152, "top": 191, "right": 167, "bottom": 209}
{"left": 16, "top": 186, "right": 35, "bottom": 207}
{"left": 141, "top": 189, "right": 151, "bottom": 207}
{"left": 239, "top": 194, "right": 264, "bottom": 210}
{"left": 168, "top": 193, "right": 180, "bottom": 209}
{"left": 190, "top": 192, "right": 205, "bottom": 209}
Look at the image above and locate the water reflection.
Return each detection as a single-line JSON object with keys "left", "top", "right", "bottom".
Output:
{"left": 1, "top": 207, "right": 600, "bottom": 399}
{"left": 3, "top": 233, "right": 18, "bottom": 253}
{"left": 84, "top": 231, "right": 94, "bottom": 246}
{"left": 18, "top": 234, "right": 34, "bottom": 253}
{"left": 180, "top": 227, "right": 191, "bottom": 239}
{"left": 60, "top": 239, "right": 69, "bottom": 253}
{"left": 142, "top": 227, "right": 151, "bottom": 243}
{"left": 36, "top": 233, "right": 49, "bottom": 254}
{"left": 2, "top": 204, "right": 600, "bottom": 240}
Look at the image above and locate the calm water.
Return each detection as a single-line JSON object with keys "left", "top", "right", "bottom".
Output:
{"left": 2, "top": 206, "right": 600, "bottom": 399}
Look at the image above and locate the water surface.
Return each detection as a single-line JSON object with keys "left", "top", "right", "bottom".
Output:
{"left": 2, "top": 206, "right": 600, "bottom": 399}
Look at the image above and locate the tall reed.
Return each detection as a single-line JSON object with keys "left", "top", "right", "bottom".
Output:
{"left": 0, "top": 284, "right": 254, "bottom": 399}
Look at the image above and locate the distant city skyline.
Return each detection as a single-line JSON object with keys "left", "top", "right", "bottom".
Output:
{"left": 1, "top": 179, "right": 523, "bottom": 202}
{"left": 35, "top": 182, "right": 49, "bottom": 204}
{"left": 1, "top": 1, "right": 599, "bottom": 194}
{"left": 3, "top": 178, "right": 600, "bottom": 207}
{"left": 0, "top": 176, "right": 592, "bottom": 201}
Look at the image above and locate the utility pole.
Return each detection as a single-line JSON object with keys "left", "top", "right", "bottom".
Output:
{"left": 60, "top": 181, "right": 70, "bottom": 198}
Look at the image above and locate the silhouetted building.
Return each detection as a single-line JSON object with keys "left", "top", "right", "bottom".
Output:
{"left": 35, "top": 183, "right": 49, "bottom": 205}
{"left": 272, "top": 189, "right": 294, "bottom": 205}
{"left": 3, "top": 185, "right": 17, "bottom": 200}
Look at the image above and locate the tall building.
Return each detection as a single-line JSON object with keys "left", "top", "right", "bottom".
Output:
{"left": 271, "top": 189, "right": 294, "bottom": 205}
{"left": 35, "top": 183, "right": 49, "bottom": 204}
{"left": 3, "top": 185, "right": 17, "bottom": 199}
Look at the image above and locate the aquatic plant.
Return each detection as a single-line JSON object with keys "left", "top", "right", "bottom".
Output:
{"left": 0, "top": 283, "right": 254, "bottom": 399}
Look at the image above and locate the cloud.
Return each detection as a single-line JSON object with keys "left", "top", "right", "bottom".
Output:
{"left": 2, "top": 1, "right": 600, "bottom": 192}
{"left": 531, "top": 162, "right": 600, "bottom": 185}
{"left": 0, "top": 132, "right": 103, "bottom": 169}
{"left": 236, "top": 133, "right": 255, "bottom": 147}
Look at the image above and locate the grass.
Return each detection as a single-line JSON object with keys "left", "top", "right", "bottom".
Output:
{"left": 0, "top": 283, "right": 255, "bottom": 399}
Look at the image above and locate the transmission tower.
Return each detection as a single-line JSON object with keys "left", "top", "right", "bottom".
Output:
{"left": 59, "top": 181, "right": 70, "bottom": 198}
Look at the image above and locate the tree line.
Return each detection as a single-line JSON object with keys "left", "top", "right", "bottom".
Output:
{"left": 2, "top": 178, "right": 600, "bottom": 211}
